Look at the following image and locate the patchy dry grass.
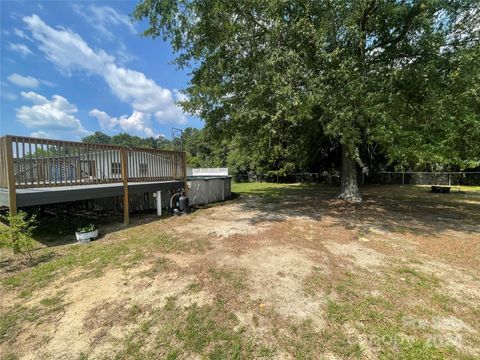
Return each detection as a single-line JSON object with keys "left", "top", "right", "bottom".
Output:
{"left": 0, "top": 183, "right": 479, "bottom": 359}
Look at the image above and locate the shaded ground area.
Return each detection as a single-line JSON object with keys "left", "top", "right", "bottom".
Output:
{"left": 1, "top": 184, "right": 479, "bottom": 359}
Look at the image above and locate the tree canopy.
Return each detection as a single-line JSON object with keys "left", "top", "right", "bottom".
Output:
{"left": 82, "top": 132, "right": 171, "bottom": 149}
{"left": 133, "top": 0, "right": 479, "bottom": 201}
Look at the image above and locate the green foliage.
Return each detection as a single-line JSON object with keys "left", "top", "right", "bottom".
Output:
{"left": 81, "top": 131, "right": 112, "bottom": 145}
{"left": 0, "top": 211, "right": 37, "bottom": 261}
{"left": 82, "top": 131, "right": 173, "bottom": 149}
{"left": 76, "top": 223, "right": 96, "bottom": 233}
{"left": 133, "top": 0, "right": 480, "bottom": 181}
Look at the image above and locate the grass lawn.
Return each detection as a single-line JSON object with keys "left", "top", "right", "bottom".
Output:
{"left": 1, "top": 183, "right": 479, "bottom": 359}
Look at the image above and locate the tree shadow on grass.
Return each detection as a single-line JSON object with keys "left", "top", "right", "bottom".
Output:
{"left": 0, "top": 251, "right": 58, "bottom": 274}
{"left": 23, "top": 184, "right": 480, "bottom": 251}
{"left": 233, "top": 184, "right": 480, "bottom": 236}
{"left": 31, "top": 209, "right": 165, "bottom": 248}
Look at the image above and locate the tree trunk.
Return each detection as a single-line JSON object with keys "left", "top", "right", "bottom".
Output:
{"left": 338, "top": 145, "right": 362, "bottom": 202}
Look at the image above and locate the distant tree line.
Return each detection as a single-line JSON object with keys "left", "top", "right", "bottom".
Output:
{"left": 82, "top": 131, "right": 171, "bottom": 149}
{"left": 82, "top": 126, "right": 478, "bottom": 182}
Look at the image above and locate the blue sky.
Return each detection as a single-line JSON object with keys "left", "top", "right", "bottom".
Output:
{"left": 0, "top": 0, "right": 202, "bottom": 141}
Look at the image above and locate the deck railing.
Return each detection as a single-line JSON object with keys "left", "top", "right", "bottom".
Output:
{"left": 0, "top": 135, "right": 186, "bottom": 189}
{"left": 0, "top": 137, "right": 8, "bottom": 188}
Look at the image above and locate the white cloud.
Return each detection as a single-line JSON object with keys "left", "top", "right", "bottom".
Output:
{"left": 89, "top": 109, "right": 159, "bottom": 138}
{"left": 174, "top": 89, "right": 189, "bottom": 103}
{"left": 7, "top": 73, "right": 54, "bottom": 88}
{"left": 8, "top": 42, "right": 33, "bottom": 56}
{"left": 103, "top": 64, "right": 187, "bottom": 124}
{"left": 72, "top": 4, "right": 136, "bottom": 39}
{"left": 16, "top": 91, "right": 89, "bottom": 136}
{"left": 7, "top": 73, "right": 39, "bottom": 88}
{"left": 115, "top": 41, "right": 137, "bottom": 65}
{"left": 23, "top": 14, "right": 112, "bottom": 74}
{"left": 23, "top": 14, "right": 188, "bottom": 126}
{"left": 14, "top": 28, "right": 31, "bottom": 40}
{"left": 30, "top": 130, "right": 57, "bottom": 139}
{"left": 40, "top": 79, "right": 56, "bottom": 87}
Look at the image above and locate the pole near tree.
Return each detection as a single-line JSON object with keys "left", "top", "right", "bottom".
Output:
{"left": 171, "top": 128, "right": 187, "bottom": 190}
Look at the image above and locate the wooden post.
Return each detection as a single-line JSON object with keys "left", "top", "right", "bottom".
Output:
{"left": 182, "top": 151, "right": 187, "bottom": 190}
{"left": 121, "top": 146, "right": 129, "bottom": 225}
{"left": 5, "top": 136, "right": 17, "bottom": 215}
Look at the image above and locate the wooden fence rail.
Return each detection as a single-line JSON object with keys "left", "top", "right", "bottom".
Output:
{"left": 0, "top": 135, "right": 186, "bottom": 189}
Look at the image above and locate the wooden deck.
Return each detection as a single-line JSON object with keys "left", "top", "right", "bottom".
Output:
{"left": 0, "top": 135, "right": 187, "bottom": 224}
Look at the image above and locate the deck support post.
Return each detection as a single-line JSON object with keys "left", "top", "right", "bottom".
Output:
{"left": 121, "top": 147, "right": 129, "bottom": 225}
{"left": 5, "top": 136, "right": 17, "bottom": 215}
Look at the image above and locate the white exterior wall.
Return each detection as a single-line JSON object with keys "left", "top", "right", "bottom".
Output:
{"left": 192, "top": 168, "right": 228, "bottom": 176}
{"left": 79, "top": 150, "right": 181, "bottom": 180}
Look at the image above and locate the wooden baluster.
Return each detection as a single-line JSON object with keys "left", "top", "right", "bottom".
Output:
{"left": 42, "top": 141, "right": 47, "bottom": 186}
{"left": 142, "top": 150, "right": 147, "bottom": 181}
{"left": 28, "top": 139, "right": 33, "bottom": 187}
{"left": 51, "top": 141, "right": 57, "bottom": 186}
{"left": 153, "top": 151, "right": 157, "bottom": 181}
{"left": 21, "top": 139, "right": 27, "bottom": 187}
{"left": 87, "top": 144, "right": 91, "bottom": 185}
{"left": 59, "top": 142, "right": 64, "bottom": 186}
{"left": 46, "top": 141, "right": 51, "bottom": 186}
{"left": 101, "top": 145, "right": 104, "bottom": 183}
{"left": 76, "top": 145, "right": 81, "bottom": 184}
{"left": 68, "top": 144, "right": 73, "bottom": 186}
{"left": 93, "top": 144, "right": 98, "bottom": 184}
{"left": 121, "top": 146, "right": 129, "bottom": 225}
{"left": 133, "top": 149, "right": 137, "bottom": 182}
{"left": 62, "top": 142, "right": 67, "bottom": 186}
{"left": 34, "top": 141, "right": 39, "bottom": 187}
{"left": 164, "top": 151, "right": 168, "bottom": 180}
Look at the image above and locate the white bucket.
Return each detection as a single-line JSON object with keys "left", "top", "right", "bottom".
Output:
{"left": 75, "top": 229, "right": 98, "bottom": 243}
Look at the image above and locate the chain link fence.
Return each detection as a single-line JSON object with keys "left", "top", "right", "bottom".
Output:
{"left": 366, "top": 172, "right": 480, "bottom": 186}
{"left": 234, "top": 171, "right": 341, "bottom": 185}
{"left": 234, "top": 171, "right": 480, "bottom": 186}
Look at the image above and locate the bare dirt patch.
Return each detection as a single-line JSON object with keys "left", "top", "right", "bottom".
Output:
{"left": 173, "top": 199, "right": 279, "bottom": 238}
{"left": 220, "top": 245, "right": 327, "bottom": 327}
{"left": 1, "top": 185, "right": 479, "bottom": 359}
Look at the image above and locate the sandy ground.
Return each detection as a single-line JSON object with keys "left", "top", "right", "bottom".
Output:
{"left": 1, "top": 186, "right": 479, "bottom": 359}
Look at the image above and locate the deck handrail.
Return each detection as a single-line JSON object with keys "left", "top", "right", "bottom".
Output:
{"left": 0, "top": 135, "right": 186, "bottom": 190}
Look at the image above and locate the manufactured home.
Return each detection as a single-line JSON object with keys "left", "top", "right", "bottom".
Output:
{"left": 0, "top": 135, "right": 187, "bottom": 224}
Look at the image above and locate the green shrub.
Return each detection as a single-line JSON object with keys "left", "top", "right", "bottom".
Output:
{"left": 76, "top": 223, "right": 96, "bottom": 233}
{"left": 0, "top": 211, "right": 37, "bottom": 261}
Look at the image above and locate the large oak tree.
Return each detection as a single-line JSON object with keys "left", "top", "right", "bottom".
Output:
{"left": 133, "top": 0, "right": 479, "bottom": 201}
